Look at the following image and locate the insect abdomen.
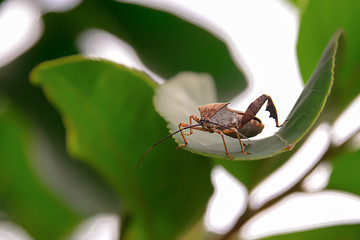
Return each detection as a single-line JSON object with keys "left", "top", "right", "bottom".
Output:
{"left": 238, "top": 119, "right": 264, "bottom": 138}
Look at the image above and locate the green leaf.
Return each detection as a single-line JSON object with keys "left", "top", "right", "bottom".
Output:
{"left": 154, "top": 30, "right": 342, "bottom": 160}
{"left": 31, "top": 56, "right": 213, "bottom": 240}
{"left": 0, "top": 97, "right": 82, "bottom": 240}
{"left": 287, "top": 0, "right": 309, "bottom": 13}
{"left": 298, "top": 0, "right": 358, "bottom": 83}
{"left": 0, "top": 0, "right": 246, "bottom": 143}
{"left": 35, "top": 0, "right": 247, "bottom": 101}
{"left": 328, "top": 149, "right": 360, "bottom": 195}
{"left": 263, "top": 224, "right": 360, "bottom": 240}
{"left": 297, "top": 0, "right": 360, "bottom": 113}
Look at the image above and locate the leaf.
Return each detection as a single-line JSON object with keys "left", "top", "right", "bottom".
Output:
{"left": 287, "top": 0, "right": 309, "bottom": 13}
{"left": 31, "top": 56, "right": 213, "bottom": 240}
{"left": 263, "top": 224, "right": 360, "bottom": 240}
{"left": 328, "top": 149, "right": 360, "bottom": 195}
{"left": 0, "top": 97, "right": 82, "bottom": 240}
{"left": 0, "top": 3, "right": 247, "bottom": 207}
{"left": 154, "top": 30, "right": 342, "bottom": 160}
{"left": 0, "top": 0, "right": 113, "bottom": 217}
{"left": 297, "top": 0, "right": 360, "bottom": 114}
{"left": 36, "top": 0, "right": 247, "bottom": 101}
{"left": 297, "top": 0, "right": 358, "bottom": 83}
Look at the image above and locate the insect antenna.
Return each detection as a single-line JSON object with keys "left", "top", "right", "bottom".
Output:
{"left": 137, "top": 124, "right": 202, "bottom": 168}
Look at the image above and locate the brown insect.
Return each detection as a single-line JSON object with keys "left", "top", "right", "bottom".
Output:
{"left": 137, "top": 94, "right": 287, "bottom": 167}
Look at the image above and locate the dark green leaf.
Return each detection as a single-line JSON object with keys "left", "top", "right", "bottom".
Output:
{"left": 0, "top": 97, "right": 82, "bottom": 240}
{"left": 31, "top": 56, "right": 213, "bottom": 240}
{"left": 328, "top": 149, "right": 360, "bottom": 195}
{"left": 35, "top": 0, "right": 247, "bottom": 101}
{"left": 263, "top": 224, "right": 360, "bottom": 240}
{"left": 297, "top": 0, "right": 360, "bottom": 114}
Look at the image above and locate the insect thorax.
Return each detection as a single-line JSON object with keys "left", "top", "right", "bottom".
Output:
{"left": 198, "top": 103, "right": 230, "bottom": 120}
{"left": 210, "top": 106, "right": 242, "bottom": 128}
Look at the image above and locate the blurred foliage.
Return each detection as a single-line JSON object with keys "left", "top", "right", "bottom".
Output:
{"left": 31, "top": 57, "right": 213, "bottom": 239}
{"left": 0, "top": 0, "right": 359, "bottom": 239}
{"left": 0, "top": 98, "right": 82, "bottom": 239}
{"left": 328, "top": 150, "right": 360, "bottom": 196}
{"left": 0, "top": 0, "right": 242, "bottom": 238}
{"left": 38, "top": 0, "right": 246, "bottom": 101}
{"left": 297, "top": 0, "right": 360, "bottom": 115}
{"left": 287, "top": 0, "right": 309, "bottom": 13}
{"left": 263, "top": 0, "right": 360, "bottom": 239}
{"left": 264, "top": 224, "right": 360, "bottom": 240}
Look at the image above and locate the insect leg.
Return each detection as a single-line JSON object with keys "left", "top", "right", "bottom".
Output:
{"left": 176, "top": 123, "right": 206, "bottom": 150}
{"left": 241, "top": 94, "right": 285, "bottom": 128}
{"left": 187, "top": 115, "right": 200, "bottom": 135}
{"left": 214, "top": 129, "right": 234, "bottom": 159}
{"left": 223, "top": 128, "right": 249, "bottom": 155}
{"left": 177, "top": 123, "right": 190, "bottom": 149}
